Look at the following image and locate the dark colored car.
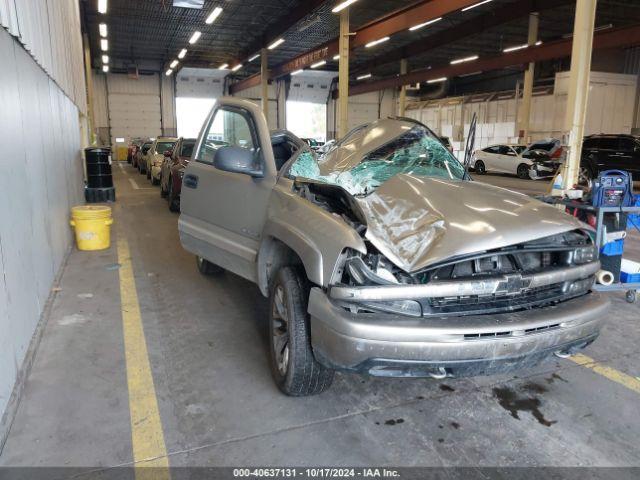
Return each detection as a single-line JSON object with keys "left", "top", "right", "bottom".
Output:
{"left": 135, "top": 142, "right": 153, "bottom": 173}
{"left": 160, "top": 137, "right": 196, "bottom": 212}
{"left": 581, "top": 134, "right": 640, "bottom": 180}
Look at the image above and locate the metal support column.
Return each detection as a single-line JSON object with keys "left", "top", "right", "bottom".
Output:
{"left": 398, "top": 59, "right": 408, "bottom": 116}
{"left": 562, "top": 0, "right": 598, "bottom": 190}
{"left": 338, "top": 8, "right": 350, "bottom": 139}
{"left": 518, "top": 12, "right": 539, "bottom": 143}
{"left": 82, "top": 33, "right": 96, "bottom": 145}
{"left": 261, "top": 48, "right": 269, "bottom": 126}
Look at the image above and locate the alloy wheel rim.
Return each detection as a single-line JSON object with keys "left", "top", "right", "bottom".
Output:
{"left": 271, "top": 285, "right": 290, "bottom": 376}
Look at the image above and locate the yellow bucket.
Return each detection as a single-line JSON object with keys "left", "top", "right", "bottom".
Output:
{"left": 70, "top": 205, "right": 113, "bottom": 251}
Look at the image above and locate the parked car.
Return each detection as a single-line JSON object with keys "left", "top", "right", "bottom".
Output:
{"left": 581, "top": 134, "right": 640, "bottom": 181}
{"left": 136, "top": 142, "right": 153, "bottom": 173}
{"left": 179, "top": 97, "right": 606, "bottom": 396}
{"left": 147, "top": 137, "right": 178, "bottom": 185}
{"left": 160, "top": 137, "right": 197, "bottom": 211}
{"left": 127, "top": 137, "right": 146, "bottom": 164}
{"left": 440, "top": 136, "right": 454, "bottom": 154}
{"left": 301, "top": 138, "right": 324, "bottom": 152}
{"left": 523, "top": 138, "right": 565, "bottom": 179}
{"left": 473, "top": 144, "right": 529, "bottom": 178}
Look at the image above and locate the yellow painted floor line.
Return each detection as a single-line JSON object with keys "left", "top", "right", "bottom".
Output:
{"left": 570, "top": 353, "right": 640, "bottom": 395}
{"left": 117, "top": 235, "right": 171, "bottom": 480}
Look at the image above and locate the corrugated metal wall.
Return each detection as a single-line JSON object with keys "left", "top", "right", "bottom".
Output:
{"left": 0, "top": 27, "right": 84, "bottom": 438}
{"left": 0, "top": 0, "right": 86, "bottom": 113}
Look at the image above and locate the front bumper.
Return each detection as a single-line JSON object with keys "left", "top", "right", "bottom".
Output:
{"left": 529, "top": 161, "right": 561, "bottom": 179}
{"left": 151, "top": 165, "right": 162, "bottom": 180}
{"left": 308, "top": 288, "right": 607, "bottom": 377}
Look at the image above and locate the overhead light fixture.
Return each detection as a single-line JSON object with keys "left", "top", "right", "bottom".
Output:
{"left": 310, "top": 60, "right": 326, "bottom": 69}
{"left": 459, "top": 71, "right": 482, "bottom": 77}
{"left": 205, "top": 6, "right": 223, "bottom": 24}
{"left": 503, "top": 40, "right": 542, "bottom": 53}
{"left": 365, "top": 36, "right": 390, "bottom": 48}
{"left": 102, "top": 65, "right": 109, "bottom": 72}
{"left": 189, "top": 31, "right": 201, "bottom": 44}
{"left": 291, "top": 69, "right": 304, "bottom": 75}
{"left": 98, "top": 0, "right": 107, "bottom": 14}
{"left": 356, "top": 73, "right": 371, "bottom": 80}
{"left": 165, "top": 69, "right": 173, "bottom": 76}
{"left": 178, "top": 48, "right": 187, "bottom": 59}
{"left": 450, "top": 54, "right": 478, "bottom": 64}
{"left": 100, "top": 39, "right": 108, "bottom": 51}
{"left": 218, "top": 63, "right": 228, "bottom": 70}
{"left": 333, "top": 54, "right": 340, "bottom": 60}
{"left": 99, "top": 23, "right": 107, "bottom": 37}
{"left": 535, "top": 40, "right": 542, "bottom": 46}
{"left": 267, "top": 38, "right": 285, "bottom": 50}
{"left": 332, "top": 0, "right": 359, "bottom": 13}
{"left": 231, "top": 64, "right": 242, "bottom": 72}
{"left": 248, "top": 54, "right": 260, "bottom": 62}
{"left": 170, "top": 59, "right": 179, "bottom": 68}
{"left": 462, "top": 0, "right": 492, "bottom": 12}
{"left": 102, "top": 55, "right": 109, "bottom": 63}
{"left": 427, "top": 77, "right": 447, "bottom": 83}
{"left": 409, "top": 17, "right": 442, "bottom": 32}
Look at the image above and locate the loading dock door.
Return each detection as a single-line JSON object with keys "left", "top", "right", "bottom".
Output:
{"left": 176, "top": 68, "right": 228, "bottom": 138}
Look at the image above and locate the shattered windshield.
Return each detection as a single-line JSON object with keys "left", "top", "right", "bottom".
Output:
{"left": 289, "top": 125, "right": 465, "bottom": 196}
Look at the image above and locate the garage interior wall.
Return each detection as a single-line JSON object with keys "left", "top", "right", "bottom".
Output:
{"left": 232, "top": 83, "right": 280, "bottom": 129}
{"left": 327, "top": 89, "right": 398, "bottom": 140}
{"left": 406, "top": 71, "right": 638, "bottom": 158}
{"left": 91, "top": 72, "right": 177, "bottom": 146}
{"left": 0, "top": 3, "right": 86, "bottom": 442}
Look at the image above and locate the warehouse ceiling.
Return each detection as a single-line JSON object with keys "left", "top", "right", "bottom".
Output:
{"left": 82, "top": 0, "right": 640, "bottom": 91}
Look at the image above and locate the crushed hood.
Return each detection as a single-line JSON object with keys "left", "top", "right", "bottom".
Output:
{"left": 357, "top": 174, "right": 587, "bottom": 273}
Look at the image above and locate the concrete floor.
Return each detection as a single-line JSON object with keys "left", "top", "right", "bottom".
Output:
{"left": 1, "top": 164, "right": 639, "bottom": 469}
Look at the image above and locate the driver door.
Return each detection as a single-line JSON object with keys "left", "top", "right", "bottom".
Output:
{"left": 179, "top": 99, "right": 277, "bottom": 282}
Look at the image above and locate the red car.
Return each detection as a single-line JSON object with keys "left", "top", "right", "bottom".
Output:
{"left": 160, "top": 137, "right": 196, "bottom": 212}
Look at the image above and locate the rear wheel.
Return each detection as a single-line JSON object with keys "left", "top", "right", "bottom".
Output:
{"left": 160, "top": 174, "right": 168, "bottom": 197}
{"left": 196, "top": 255, "right": 224, "bottom": 275}
{"left": 269, "top": 267, "right": 334, "bottom": 396}
{"left": 474, "top": 160, "right": 486, "bottom": 174}
{"left": 168, "top": 178, "right": 180, "bottom": 212}
{"left": 517, "top": 163, "right": 531, "bottom": 179}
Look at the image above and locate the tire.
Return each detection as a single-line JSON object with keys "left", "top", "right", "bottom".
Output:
{"left": 168, "top": 178, "right": 180, "bottom": 212}
{"left": 152, "top": 176, "right": 159, "bottom": 186}
{"left": 160, "top": 174, "right": 168, "bottom": 197}
{"left": 196, "top": 255, "right": 224, "bottom": 275}
{"left": 517, "top": 163, "right": 531, "bottom": 179}
{"left": 474, "top": 160, "right": 486, "bottom": 174}
{"left": 269, "top": 266, "right": 334, "bottom": 396}
{"left": 147, "top": 168, "right": 151, "bottom": 180}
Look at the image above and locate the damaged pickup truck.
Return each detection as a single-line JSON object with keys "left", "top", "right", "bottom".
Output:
{"left": 179, "top": 97, "right": 607, "bottom": 396}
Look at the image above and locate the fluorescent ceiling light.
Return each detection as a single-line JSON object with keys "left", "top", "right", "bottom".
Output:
{"left": 99, "top": 23, "right": 107, "bottom": 37}
{"left": 503, "top": 40, "right": 542, "bottom": 53}
{"left": 462, "top": 0, "right": 492, "bottom": 12}
{"left": 170, "top": 59, "right": 179, "bottom": 68}
{"left": 100, "top": 39, "right": 108, "bottom": 51}
{"left": 409, "top": 17, "right": 442, "bottom": 32}
{"left": 205, "top": 6, "right": 223, "bottom": 24}
{"left": 248, "top": 54, "right": 260, "bottom": 62}
{"left": 535, "top": 40, "right": 542, "bottom": 46}
{"left": 365, "top": 36, "right": 390, "bottom": 48}
{"left": 189, "top": 31, "right": 201, "bottom": 44}
{"left": 333, "top": 54, "right": 340, "bottom": 60}
{"left": 357, "top": 73, "right": 371, "bottom": 80}
{"left": 332, "top": 0, "right": 359, "bottom": 13}
{"left": 310, "top": 60, "right": 326, "bottom": 69}
{"left": 427, "top": 77, "right": 447, "bottom": 84}
{"left": 459, "top": 71, "right": 482, "bottom": 77}
{"left": 231, "top": 64, "right": 242, "bottom": 72}
{"left": 165, "top": 69, "right": 173, "bottom": 76}
{"left": 102, "top": 65, "right": 109, "bottom": 72}
{"left": 450, "top": 54, "right": 478, "bottom": 64}
{"left": 98, "top": 0, "right": 107, "bottom": 14}
{"left": 291, "top": 69, "right": 304, "bottom": 75}
{"left": 178, "top": 48, "right": 187, "bottom": 59}
{"left": 267, "top": 38, "right": 285, "bottom": 50}
{"left": 218, "top": 63, "right": 228, "bottom": 70}
{"left": 102, "top": 55, "right": 109, "bottom": 63}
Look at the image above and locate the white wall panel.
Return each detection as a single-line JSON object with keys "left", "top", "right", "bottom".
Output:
{"left": 234, "top": 84, "right": 279, "bottom": 128}
{"left": 176, "top": 68, "right": 227, "bottom": 99}
{"left": 0, "top": 28, "right": 83, "bottom": 434}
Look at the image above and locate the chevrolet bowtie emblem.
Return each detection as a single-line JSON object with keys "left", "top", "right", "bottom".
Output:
{"left": 497, "top": 274, "right": 532, "bottom": 294}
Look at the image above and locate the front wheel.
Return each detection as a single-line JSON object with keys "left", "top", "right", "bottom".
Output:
{"left": 269, "top": 267, "right": 334, "bottom": 396}
{"left": 168, "top": 178, "right": 180, "bottom": 212}
{"left": 474, "top": 160, "right": 486, "bottom": 174}
{"left": 517, "top": 163, "right": 531, "bottom": 179}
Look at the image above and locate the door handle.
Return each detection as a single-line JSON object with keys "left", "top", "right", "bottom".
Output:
{"left": 184, "top": 174, "right": 199, "bottom": 189}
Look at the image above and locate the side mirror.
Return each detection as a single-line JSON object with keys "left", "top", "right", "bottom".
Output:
{"left": 214, "top": 146, "right": 263, "bottom": 178}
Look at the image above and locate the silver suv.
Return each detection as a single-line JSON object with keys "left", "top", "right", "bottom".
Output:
{"left": 179, "top": 97, "right": 607, "bottom": 396}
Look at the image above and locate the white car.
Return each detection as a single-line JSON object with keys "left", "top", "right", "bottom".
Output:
{"left": 473, "top": 144, "right": 530, "bottom": 179}
{"left": 147, "top": 137, "right": 178, "bottom": 185}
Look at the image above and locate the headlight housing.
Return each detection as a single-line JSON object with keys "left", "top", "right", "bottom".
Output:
{"left": 572, "top": 245, "right": 596, "bottom": 264}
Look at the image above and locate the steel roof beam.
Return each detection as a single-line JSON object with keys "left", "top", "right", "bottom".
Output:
{"left": 344, "top": 23, "right": 640, "bottom": 97}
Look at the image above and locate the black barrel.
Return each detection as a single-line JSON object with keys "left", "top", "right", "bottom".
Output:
{"left": 85, "top": 147, "right": 113, "bottom": 189}
{"left": 85, "top": 147, "right": 115, "bottom": 202}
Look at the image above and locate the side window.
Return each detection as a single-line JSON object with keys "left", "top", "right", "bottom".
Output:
{"left": 484, "top": 146, "right": 499, "bottom": 154}
{"left": 583, "top": 138, "right": 599, "bottom": 149}
{"left": 618, "top": 138, "right": 635, "bottom": 152}
{"left": 196, "top": 108, "right": 256, "bottom": 164}
{"left": 497, "top": 146, "right": 511, "bottom": 155}
{"left": 599, "top": 138, "right": 618, "bottom": 150}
